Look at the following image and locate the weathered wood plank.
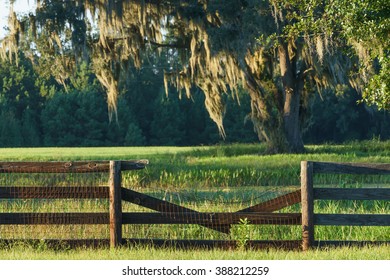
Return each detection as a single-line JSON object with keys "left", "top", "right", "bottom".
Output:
{"left": 109, "top": 161, "right": 122, "bottom": 248}
{"left": 301, "top": 161, "right": 314, "bottom": 251}
{"left": 123, "top": 238, "right": 302, "bottom": 250}
{"left": 314, "top": 240, "right": 390, "bottom": 247}
{"left": 313, "top": 162, "right": 390, "bottom": 175}
{"left": 0, "top": 160, "right": 148, "bottom": 173}
{"left": 238, "top": 190, "right": 301, "bottom": 213}
{"left": 121, "top": 187, "right": 230, "bottom": 233}
{"left": 0, "top": 186, "right": 109, "bottom": 199}
{"left": 121, "top": 160, "right": 149, "bottom": 171}
{"left": 0, "top": 238, "right": 302, "bottom": 250}
{"left": 314, "top": 214, "right": 390, "bottom": 226}
{"left": 215, "top": 189, "right": 302, "bottom": 233}
{"left": 0, "top": 213, "right": 109, "bottom": 224}
{"left": 314, "top": 188, "right": 390, "bottom": 200}
{"left": 2, "top": 238, "right": 388, "bottom": 250}
{"left": 122, "top": 187, "right": 194, "bottom": 213}
{"left": 0, "top": 239, "right": 111, "bottom": 249}
{"left": 122, "top": 212, "right": 301, "bottom": 225}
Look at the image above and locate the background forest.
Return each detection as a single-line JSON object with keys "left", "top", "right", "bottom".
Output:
{"left": 0, "top": 52, "right": 388, "bottom": 147}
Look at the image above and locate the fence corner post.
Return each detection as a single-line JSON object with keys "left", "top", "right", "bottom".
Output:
{"left": 301, "top": 161, "right": 314, "bottom": 251}
{"left": 109, "top": 160, "right": 122, "bottom": 248}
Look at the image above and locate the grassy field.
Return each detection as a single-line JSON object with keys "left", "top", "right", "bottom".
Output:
{"left": 0, "top": 140, "right": 389, "bottom": 259}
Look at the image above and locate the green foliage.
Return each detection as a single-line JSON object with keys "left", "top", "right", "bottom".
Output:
{"left": 0, "top": 51, "right": 388, "bottom": 147}
{"left": 0, "top": 54, "right": 43, "bottom": 146}
{"left": 150, "top": 91, "right": 187, "bottom": 146}
{"left": 0, "top": 111, "right": 23, "bottom": 147}
{"left": 304, "top": 89, "right": 390, "bottom": 143}
{"left": 41, "top": 89, "right": 107, "bottom": 146}
{"left": 333, "top": 0, "right": 390, "bottom": 110}
{"left": 231, "top": 218, "right": 251, "bottom": 249}
{"left": 125, "top": 123, "right": 146, "bottom": 146}
{"left": 361, "top": 56, "right": 390, "bottom": 111}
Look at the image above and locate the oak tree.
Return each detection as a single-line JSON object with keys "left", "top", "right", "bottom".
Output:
{"left": 1, "top": 0, "right": 386, "bottom": 152}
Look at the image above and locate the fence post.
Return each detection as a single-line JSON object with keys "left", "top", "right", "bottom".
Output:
{"left": 109, "top": 160, "right": 122, "bottom": 248}
{"left": 301, "top": 161, "right": 314, "bottom": 251}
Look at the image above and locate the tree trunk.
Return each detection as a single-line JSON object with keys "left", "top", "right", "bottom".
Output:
{"left": 243, "top": 64, "right": 287, "bottom": 154}
{"left": 283, "top": 88, "right": 304, "bottom": 153}
{"left": 241, "top": 46, "right": 305, "bottom": 154}
{"left": 278, "top": 42, "right": 305, "bottom": 153}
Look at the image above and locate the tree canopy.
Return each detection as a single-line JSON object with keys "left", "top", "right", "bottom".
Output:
{"left": 1, "top": 0, "right": 388, "bottom": 152}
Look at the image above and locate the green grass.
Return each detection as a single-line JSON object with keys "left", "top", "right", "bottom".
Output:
{"left": 1, "top": 141, "right": 389, "bottom": 188}
{"left": 0, "top": 244, "right": 388, "bottom": 260}
{"left": 0, "top": 140, "right": 389, "bottom": 259}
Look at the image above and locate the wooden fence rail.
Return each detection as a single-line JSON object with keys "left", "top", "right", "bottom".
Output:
{"left": 0, "top": 160, "right": 148, "bottom": 173}
{"left": 301, "top": 161, "right": 390, "bottom": 251}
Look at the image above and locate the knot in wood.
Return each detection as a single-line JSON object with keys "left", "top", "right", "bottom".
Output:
{"left": 134, "top": 198, "right": 141, "bottom": 205}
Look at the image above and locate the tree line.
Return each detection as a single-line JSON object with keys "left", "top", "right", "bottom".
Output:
{"left": 0, "top": 54, "right": 388, "bottom": 147}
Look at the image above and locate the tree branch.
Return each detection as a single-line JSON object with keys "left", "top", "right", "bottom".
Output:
{"left": 144, "top": 38, "right": 189, "bottom": 49}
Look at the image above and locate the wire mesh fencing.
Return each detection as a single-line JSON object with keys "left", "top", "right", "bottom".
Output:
{"left": 0, "top": 161, "right": 146, "bottom": 248}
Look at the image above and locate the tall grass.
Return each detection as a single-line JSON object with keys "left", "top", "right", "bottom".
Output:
{"left": 1, "top": 141, "right": 389, "bottom": 188}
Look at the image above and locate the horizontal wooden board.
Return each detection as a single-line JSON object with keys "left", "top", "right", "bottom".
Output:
{"left": 0, "top": 238, "right": 302, "bottom": 250}
{"left": 238, "top": 190, "right": 301, "bottom": 212}
{"left": 0, "top": 186, "right": 109, "bottom": 199}
{"left": 314, "top": 188, "right": 390, "bottom": 200}
{"left": 0, "top": 160, "right": 148, "bottom": 173}
{"left": 314, "top": 240, "right": 390, "bottom": 247}
{"left": 0, "top": 213, "right": 109, "bottom": 225}
{"left": 121, "top": 187, "right": 230, "bottom": 233}
{"left": 122, "top": 212, "right": 301, "bottom": 225}
{"left": 121, "top": 160, "right": 149, "bottom": 171}
{"left": 123, "top": 238, "right": 302, "bottom": 250}
{"left": 0, "top": 239, "right": 110, "bottom": 249}
{"left": 314, "top": 214, "right": 390, "bottom": 226}
{"left": 1, "top": 238, "right": 387, "bottom": 250}
{"left": 312, "top": 162, "right": 390, "bottom": 175}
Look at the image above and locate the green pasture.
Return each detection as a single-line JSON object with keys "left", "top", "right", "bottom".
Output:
{"left": 0, "top": 141, "right": 389, "bottom": 259}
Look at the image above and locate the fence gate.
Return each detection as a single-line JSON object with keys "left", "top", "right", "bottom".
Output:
{"left": 119, "top": 184, "right": 302, "bottom": 249}
{"left": 0, "top": 160, "right": 147, "bottom": 248}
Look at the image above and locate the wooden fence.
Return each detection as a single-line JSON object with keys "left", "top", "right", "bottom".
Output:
{"left": 301, "top": 161, "right": 390, "bottom": 250}
{"left": 1, "top": 160, "right": 389, "bottom": 250}
{"left": 0, "top": 160, "right": 302, "bottom": 249}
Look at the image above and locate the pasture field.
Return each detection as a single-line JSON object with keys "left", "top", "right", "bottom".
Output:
{"left": 0, "top": 140, "right": 389, "bottom": 259}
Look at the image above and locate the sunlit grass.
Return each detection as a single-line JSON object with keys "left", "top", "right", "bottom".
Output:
{"left": 0, "top": 243, "right": 388, "bottom": 260}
